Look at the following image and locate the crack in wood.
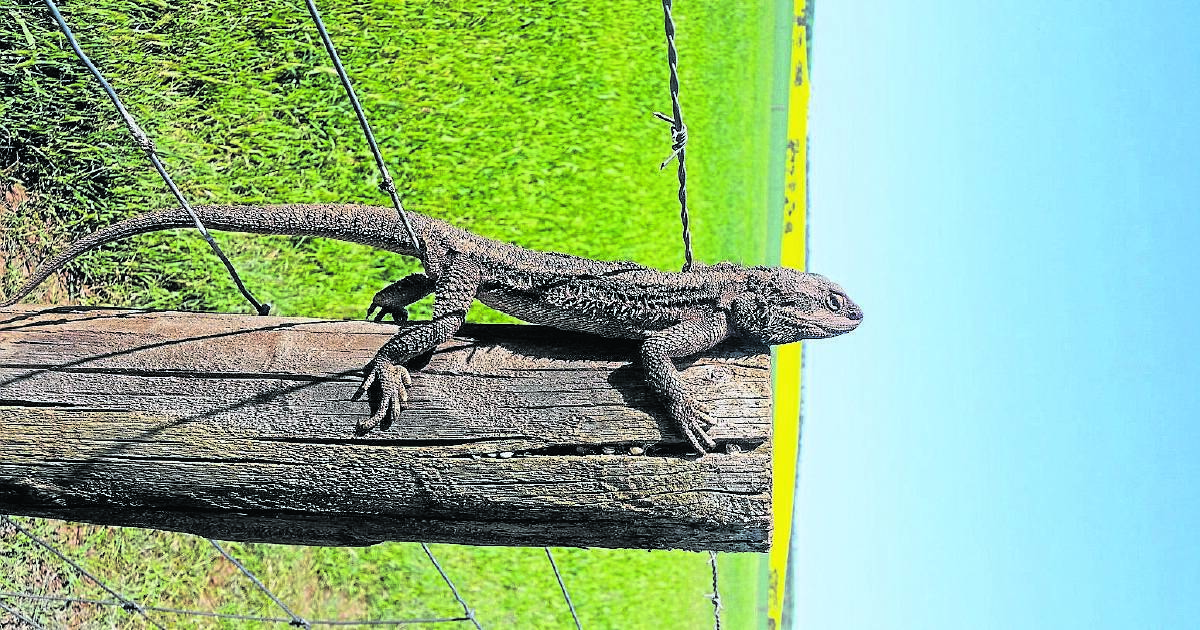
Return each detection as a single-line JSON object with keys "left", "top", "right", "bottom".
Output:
{"left": 255, "top": 435, "right": 539, "bottom": 447}
{"left": 0, "top": 364, "right": 358, "bottom": 382}
{"left": 0, "top": 398, "right": 78, "bottom": 408}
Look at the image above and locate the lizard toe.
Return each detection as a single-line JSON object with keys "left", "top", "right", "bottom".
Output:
{"left": 354, "top": 361, "right": 413, "bottom": 433}
{"left": 352, "top": 361, "right": 379, "bottom": 402}
{"left": 692, "top": 424, "right": 717, "bottom": 450}
{"left": 679, "top": 421, "right": 710, "bottom": 456}
{"left": 356, "top": 407, "right": 387, "bottom": 435}
{"left": 672, "top": 399, "right": 717, "bottom": 453}
{"left": 693, "top": 400, "right": 717, "bottom": 430}
{"left": 368, "top": 305, "right": 409, "bottom": 323}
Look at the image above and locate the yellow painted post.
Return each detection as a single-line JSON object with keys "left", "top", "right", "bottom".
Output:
{"left": 768, "top": 1, "right": 811, "bottom": 628}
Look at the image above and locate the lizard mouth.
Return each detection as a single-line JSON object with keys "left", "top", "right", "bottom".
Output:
{"left": 760, "top": 316, "right": 845, "bottom": 343}
{"left": 800, "top": 317, "right": 860, "bottom": 339}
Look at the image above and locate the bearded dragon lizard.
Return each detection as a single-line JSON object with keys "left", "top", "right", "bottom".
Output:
{"left": 1, "top": 204, "right": 862, "bottom": 454}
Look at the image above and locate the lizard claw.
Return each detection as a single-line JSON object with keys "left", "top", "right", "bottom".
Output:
{"left": 367, "top": 276, "right": 432, "bottom": 322}
{"left": 353, "top": 359, "right": 414, "bottom": 433}
{"left": 673, "top": 399, "right": 718, "bottom": 455}
{"left": 366, "top": 301, "right": 409, "bottom": 323}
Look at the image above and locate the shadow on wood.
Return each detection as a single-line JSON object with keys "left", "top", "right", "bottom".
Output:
{"left": 0, "top": 305, "right": 772, "bottom": 551}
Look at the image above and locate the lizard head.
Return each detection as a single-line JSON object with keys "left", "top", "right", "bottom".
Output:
{"left": 731, "top": 269, "right": 862, "bottom": 345}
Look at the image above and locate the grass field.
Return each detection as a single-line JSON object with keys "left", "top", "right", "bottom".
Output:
{"left": 2, "top": 1, "right": 775, "bottom": 627}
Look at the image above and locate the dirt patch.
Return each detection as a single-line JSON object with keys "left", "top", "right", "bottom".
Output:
{"left": 2, "top": 182, "right": 29, "bottom": 216}
{"left": 1, "top": 182, "right": 73, "bottom": 306}
{"left": 198, "top": 551, "right": 242, "bottom": 611}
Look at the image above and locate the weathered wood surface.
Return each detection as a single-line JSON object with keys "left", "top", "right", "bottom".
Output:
{"left": 0, "top": 305, "right": 772, "bottom": 551}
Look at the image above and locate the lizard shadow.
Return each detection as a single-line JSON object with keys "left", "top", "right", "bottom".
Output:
{"left": 437, "top": 323, "right": 770, "bottom": 453}
{"left": 0, "top": 308, "right": 371, "bottom": 521}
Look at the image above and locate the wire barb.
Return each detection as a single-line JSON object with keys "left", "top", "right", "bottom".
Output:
{"left": 709, "top": 551, "right": 723, "bottom": 630}
{"left": 653, "top": 112, "right": 688, "bottom": 169}
{"left": 39, "top": 0, "right": 270, "bottom": 316}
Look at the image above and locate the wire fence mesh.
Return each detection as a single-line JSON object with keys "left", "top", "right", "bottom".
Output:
{"left": 2, "top": 515, "right": 729, "bottom": 628}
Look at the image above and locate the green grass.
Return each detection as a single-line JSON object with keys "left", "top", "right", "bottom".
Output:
{"left": 4, "top": 0, "right": 772, "bottom": 318}
{"left": 2, "top": 1, "right": 774, "bottom": 627}
{"left": 3, "top": 518, "right": 726, "bottom": 628}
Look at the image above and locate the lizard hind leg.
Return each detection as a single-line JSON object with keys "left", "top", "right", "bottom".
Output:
{"left": 367, "top": 274, "right": 435, "bottom": 322}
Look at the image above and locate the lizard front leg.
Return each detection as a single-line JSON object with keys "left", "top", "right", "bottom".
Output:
{"left": 353, "top": 257, "right": 480, "bottom": 434}
{"left": 640, "top": 312, "right": 732, "bottom": 455}
{"left": 366, "top": 274, "right": 435, "bottom": 322}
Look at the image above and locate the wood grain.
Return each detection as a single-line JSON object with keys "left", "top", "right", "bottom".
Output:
{"left": 0, "top": 305, "right": 772, "bottom": 551}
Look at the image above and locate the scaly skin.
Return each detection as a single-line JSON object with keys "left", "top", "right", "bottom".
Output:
{"left": 1, "top": 204, "right": 863, "bottom": 454}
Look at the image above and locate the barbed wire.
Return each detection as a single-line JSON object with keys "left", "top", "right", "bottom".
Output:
{"left": 421, "top": 543, "right": 483, "bottom": 630}
{"left": 3, "top": 522, "right": 596, "bottom": 629}
{"left": 657, "top": 0, "right": 693, "bottom": 272}
{"left": 2, "top": 516, "right": 478, "bottom": 627}
{"left": 0, "top": 596, "right": 44, "bottom": 630}
{"left": 709, "top": 551, "right": 723, "bottom": 630}
{"left": 0, "top": 591, "right": 474, "bottom": 626}
{"left": 659, "top": 11, "right": 723, "bottom": 628}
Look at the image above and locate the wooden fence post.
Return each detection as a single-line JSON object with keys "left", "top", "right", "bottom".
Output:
{"left": 0, "top": 305, "right": 771, "bottom": 551}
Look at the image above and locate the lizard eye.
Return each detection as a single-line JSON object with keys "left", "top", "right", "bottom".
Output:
{"left": 827, "top": 293, "right": 844, "bottom": 312}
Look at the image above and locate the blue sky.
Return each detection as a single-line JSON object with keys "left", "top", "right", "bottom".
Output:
{"left": 792, "top": 1, "right": 1200, "bottom": 628}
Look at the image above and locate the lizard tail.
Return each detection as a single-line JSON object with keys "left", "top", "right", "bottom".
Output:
{"left": 1, "top": 204, "right": 422, "bottom": 308}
